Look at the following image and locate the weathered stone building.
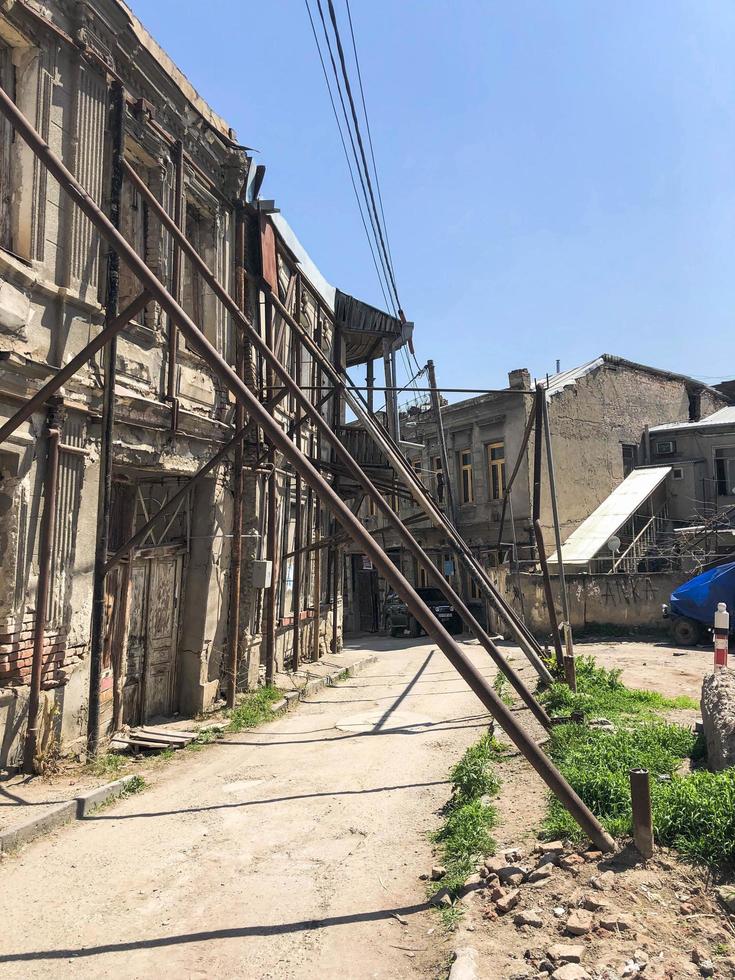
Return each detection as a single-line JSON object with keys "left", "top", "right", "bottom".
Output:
{"left": 0, "top": 0, "right": 403, "bottom": 766}
{"left": 344, "top": 355, "right": 727, "bottom": 633}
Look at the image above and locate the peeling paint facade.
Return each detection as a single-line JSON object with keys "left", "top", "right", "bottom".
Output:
{"left": 346, "top": 356, "right": 727, "bottom": 634}
{"left": 0, "top": 0, "right": 396, "bottom": 767}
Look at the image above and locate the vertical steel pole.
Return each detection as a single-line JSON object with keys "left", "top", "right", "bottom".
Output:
{"left": 225, "top": 209, "right": 246, "bottom": 708}
{"left": 264, "top": 296, "right": 277, "bottom": 686}
{"left": 534, "top": 519, "right": 565, "bottom": 673}
{"left": 23, "top": 402, "right": 62, "bottom": 774}
{"left": 542, "top": 393, "right": 576, "bottom": 684}
{"left": 630, "top": 768, "right": 654, "bottom": 859}
{"left": 166, "top": 139, "right": 184, "bottom": 406}
{"left": 87, "top": 81, "right": 124, "bottom": 755}
{"left": 427, "top": 359, "right": 457, "bottom": 528}
{"left": 532, "top": 383, "right": 544, "bottom": 524}
{"left": 366, "top": 356, "right": 374, "bottom": 414}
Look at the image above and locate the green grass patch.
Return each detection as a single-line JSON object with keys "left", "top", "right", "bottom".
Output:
{"left": 227, "top": 686, "right": 283, "bottom": 732}
{"left": 541, "top": 659, "right": 735, "bottom": 865}
{"left": 430, "top": 733, "right": 503, "bottom": 906}
{"left": 86, "top": 753, "right": 127, "bottom": 777}
{"left": 493, "top": 670, "right": 513, "bottom": 707}
{"left": 540, "top": 656, "right": 697, "bottom": 721}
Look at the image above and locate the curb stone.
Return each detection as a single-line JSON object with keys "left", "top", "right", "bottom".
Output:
{"left": 270, "top": 655, "right": 378, "bottom": 711}
{"left": 0, "top": 774, "right": 145, "bottom": 854}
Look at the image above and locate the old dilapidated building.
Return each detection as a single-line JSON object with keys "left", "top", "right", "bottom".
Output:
{"left": 0, "top": 0, "right": 405, "bottom": 767}
{"left": 343, "top": 355, "right": 728, "bottom": 634}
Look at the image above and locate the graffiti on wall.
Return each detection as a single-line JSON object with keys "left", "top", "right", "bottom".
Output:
{"left": 600, "top": 577, "right": 658, "bottom": 606}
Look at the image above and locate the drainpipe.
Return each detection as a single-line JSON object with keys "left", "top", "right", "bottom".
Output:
{"left": 87, "top": 80, "right": 124, "bottom": 756}
{"left": 23, "top": 400, "right": 63, "bottom": 774}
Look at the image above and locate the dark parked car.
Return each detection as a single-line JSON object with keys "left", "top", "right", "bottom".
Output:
{"left": 383, "top": 588, "right": 463, "bottom": 638}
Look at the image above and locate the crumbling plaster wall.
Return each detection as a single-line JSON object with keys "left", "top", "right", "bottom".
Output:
{"left": 536, "top": 364, "right": 729, "bottom": 543}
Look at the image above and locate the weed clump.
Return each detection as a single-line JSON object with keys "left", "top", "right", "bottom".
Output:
{"left": 541, "top": 656, "right": 697, "bottom": 721}
{"left": 541, "top": 659, "right": 735, "bottom": 865}
{"left": 227, "top": 686, "right": 282, "bottom": 732}
{"left": 431, "top": 732, "right": 503, "bottom": 906}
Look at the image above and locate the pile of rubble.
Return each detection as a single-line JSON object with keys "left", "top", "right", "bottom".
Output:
{"left": 441, "top": 840, "right": 734, "bottom": 979}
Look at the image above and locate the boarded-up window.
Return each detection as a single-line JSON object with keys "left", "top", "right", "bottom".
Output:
{"left": 0, "top": 40, "right": 15, "bottom": 252}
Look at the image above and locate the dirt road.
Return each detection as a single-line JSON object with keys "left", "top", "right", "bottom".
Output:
{"left": 0, "top": 637, "right": 500, "bottom": 980}
{"left": 0, "top": 635, "right": 710, "bottom": 979}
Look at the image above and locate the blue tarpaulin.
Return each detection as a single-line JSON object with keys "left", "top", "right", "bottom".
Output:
{"left": 670, "top": 562, "right": 735, "bottom": 627}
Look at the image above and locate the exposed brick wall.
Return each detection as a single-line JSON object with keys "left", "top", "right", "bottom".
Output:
{"left": 0, "top": 617, "right": 83, "bottom": 688}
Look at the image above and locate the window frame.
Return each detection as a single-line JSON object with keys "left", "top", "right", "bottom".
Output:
{"left": 486, "top": 441, "right": 506, "bottom": 501}
{"left": 459, "top": 449, "right": 474, "bottom": 504}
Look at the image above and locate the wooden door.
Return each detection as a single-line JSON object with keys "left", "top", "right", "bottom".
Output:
{"left": 122, "top": 562, "right": 149, "bottom": 726}
{"left": 142, "top": 555, "right": 182, "bottom": 721}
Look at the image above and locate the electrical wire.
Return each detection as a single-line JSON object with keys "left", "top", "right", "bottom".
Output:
{"left": 303, "top": 0, "right": 393, "bottom": 313}
{"left": 324, "top": 0, "right": 401, "bottom": 312}
{"left": 344, "top": 0, "right": 396, "bottom": 279}
{"left": 313, "top": 0, "right": 397, "bottom": 313}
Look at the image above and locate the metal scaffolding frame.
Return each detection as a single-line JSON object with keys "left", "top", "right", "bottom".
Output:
{"left": 0, "top": 81, "right": 613, "bottom": 850}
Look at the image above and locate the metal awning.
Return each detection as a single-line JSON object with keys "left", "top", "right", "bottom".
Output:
{"left": 334, "top": 290, "right": 404, "bottom": 367}
{"left": 549, "top": 466, "right": 672, "bottom": 568}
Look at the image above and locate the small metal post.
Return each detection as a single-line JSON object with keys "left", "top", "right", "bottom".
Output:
{"left": 534, "top": 519, "right": 565, "bottom": 672}
{"left": 427, "top": 358, "right": 457, "bottom": 528}
{"left": 630, "top": 768, "right": 654, "bottom": 859}
{"left": 714, "top": 602, "right": 729, "bottom": 670}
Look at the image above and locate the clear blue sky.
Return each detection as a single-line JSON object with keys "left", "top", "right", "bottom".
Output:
{"left": 130, "top": 0, "right": 735, "bottom": 396}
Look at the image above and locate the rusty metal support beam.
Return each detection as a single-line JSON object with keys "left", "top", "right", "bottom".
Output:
{"left": 264, "top": 298, "right": 277, "bottom": 687}
{"left": 0, "top": 87, "right": 613, "bottom": 847}
{"left": 23, "top": 401, "right": 62, "bottom": 773}
{"left": 534, "top": 519, "right": 564, "bottom": 672}
{"left": 0, "top": 291, "right": 149, "bottom": 447}
{"left": 87, "top": 80, "right": 125, "bottom": 756}
{"left": 630, "top": 768, "right": 654, "bottom": 859}
{"left": 167, "top": 139, "right": 184, "bottom": 407}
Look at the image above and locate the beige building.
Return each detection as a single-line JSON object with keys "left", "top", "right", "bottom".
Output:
{"left": 344, "top": 355, "right": 727, "bottom": 633}
{"left": 0, "top": 0, "right": 402, "bottom": 767}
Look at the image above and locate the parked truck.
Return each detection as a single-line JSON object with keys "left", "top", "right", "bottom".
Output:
{"left": 663, "top": 561, "right": 735, "bottom": 646}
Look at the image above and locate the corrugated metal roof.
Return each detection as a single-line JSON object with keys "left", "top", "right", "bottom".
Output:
{"left": 549, "top": 466, "right": 672, "bottom": 567}
{"left": 649, "top": 406, "right": 735, "bottom": 433}
{"left": 544, "top": 357, "right": 606, "bottom": 399}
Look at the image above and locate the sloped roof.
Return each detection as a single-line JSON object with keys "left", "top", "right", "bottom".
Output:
{"left": 649, "top": 406, "right": 735, "bottom": 433}
{"left": 548, "top": 466, "right": 672, "bottom": 568}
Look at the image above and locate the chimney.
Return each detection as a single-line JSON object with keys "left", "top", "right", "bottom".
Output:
{"left": 508, "top": 368, "right": 531, "bottom": 391}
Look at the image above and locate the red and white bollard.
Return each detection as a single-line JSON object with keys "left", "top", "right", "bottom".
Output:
{"left": 714, "top": 602, "right": 729, "bottom": 670}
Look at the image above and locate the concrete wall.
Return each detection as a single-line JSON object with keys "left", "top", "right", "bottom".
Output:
{"left": 490, "top": 567, "right": 688, "bottom": 636}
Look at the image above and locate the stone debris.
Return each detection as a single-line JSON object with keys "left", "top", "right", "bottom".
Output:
{"left": 484, "top": 856, "right": 507, "bottom": 874}
{"left": 449, "top": 945, "right": 479, "bottom": 980}
{"left": 431, "top": 865, "right": 446, "bottom": 880}
{"left": 582, "top": 895, "right": 611, "bottom": 913}
{"left": 599, "top": 913, "right": 633, "bottom": 933}
{"left": 528, "top": 866, "right": 556, "bottom": 883}
{"left": 499, "top": 865, "right": 528, "bottom": 886}
{"left": 431, "top": 887, "right": 452, "bottom": 907}
{"left": 550, "top": 965, "right": 590, "bottom": 980}
{"left": 566, "top": 910, "right": 593, "bottom": 936}
{"left": 541, "top": 841, "right": 566, "bottom": 855}
{"left": 590, "top": 871, "right": 616, "bottom": 891}
{"left": 496, "top": 889, "right": 521, "bottom": 915}
{"left": 552, "top": 906, "right": 566, "bottom": 918}
{"left": 584, "top": 850, "right": 603, "bottom": 862}
{"left": 547, "top": 944, "right": 585, "bottom": 964}
{"left": 698, "top": 961, "right": 715, "bottom": 977}
{"left": 514, "top": 908, "right": 543, "bottom": 928}
{"left": 558, "top": 854, "right": 584, "bottom": 873}
{"left": 505, "top": 847, "right": 525, "bottom": 863}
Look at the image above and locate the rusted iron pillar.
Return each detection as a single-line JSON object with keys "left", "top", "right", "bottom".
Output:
{"left": 330, "top": 325, "right": 343, "bottom": 656}
{"left": 23, "top": 400, "right": 62, "bottom": 774}
{"left": 292, "top": 405, "right": 303, "bottom": 670}
{"left": 0, "top": 88, "right": 615, "bottom": 847}
{"left": 166, "top": 139, "right": 184, "bottom": 404}
{"left": 542, "top": 392, "right": 576, "bottom": 683}
{"left": 534, "top": 519, "right": 564, "bottom": 673}
{"left": 264, "top": 296, "right": 277, "bottom": 686}
{"left": 87, "top": 80, "right": 125, "bottom": 756}
{"left": 225, "top": 208, "right": 247, "bottom": 708}
{"left": 427, "top": 358, "right": 457, "bottom": 527}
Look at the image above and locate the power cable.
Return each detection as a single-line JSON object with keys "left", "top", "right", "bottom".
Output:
{"left": 303, "top": 0, "right": 393, "bottom": 313}
{"left": 325, "top": 0, "right": 401, "bottom": 312}
{"left": 344, "top": 0, "right": 396, "bottom": 277}
{"left": 313, "top": 0, "right": 397, "bottom": 314}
